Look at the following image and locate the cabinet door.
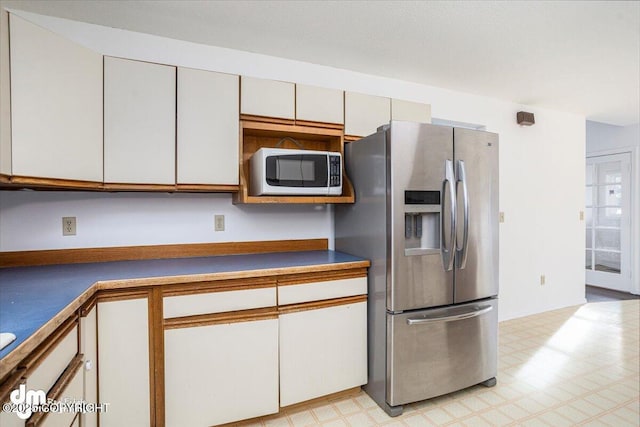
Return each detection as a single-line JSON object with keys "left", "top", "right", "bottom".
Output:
{"left": 9, "top": 14, "right": 103, "bottom": 182}
{"left": 177, "top": 68, "right": 239, "bottom": 185}
{"left": 164, "top": 318, "right": 279, "bottom": 426}
{"left": 98, "top": 298, "right": 150, "bottom": 427}
{"left": 391, "top": 99, "right": 431, "bottom": 123}
{"left": 240, "top": 76, "right": 294, "bottom": 119}
{"left": 279, "top": 301, "right": 367, "bottom": 406}
{"left": 104, "top": 57, "right": 176, "bottom": 185}
{"left": 296, "top": 84, "right": 344, "bottom": 124}
{"left": 344, "top": 92, "right": 390, "bottom": 137}
{"left": 80, "top": 306, "right": 97, "bottom": 427}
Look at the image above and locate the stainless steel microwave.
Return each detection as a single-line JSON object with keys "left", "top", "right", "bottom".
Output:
{"left": 249, "top": 148, "right": 343, "bottom": 196}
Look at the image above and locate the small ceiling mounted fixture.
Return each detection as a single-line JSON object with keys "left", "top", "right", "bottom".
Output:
{"left": 517, "top": 111, "right": 535, "bottom": 126}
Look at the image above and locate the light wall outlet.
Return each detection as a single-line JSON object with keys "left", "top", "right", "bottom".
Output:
{"left": 214, "top": 215, "right": 225, "bottom": 232}
{"left": 540, "top": 275, "right": 546, "bottom": 286}
{"left": 62, "top": 217, "right": 76, "bottom": 236}
{"left": 499, "top": 212, "right": 505, "bottom": 223}
{"left": 579, "top": 211, "right": 584, "bottom": 221}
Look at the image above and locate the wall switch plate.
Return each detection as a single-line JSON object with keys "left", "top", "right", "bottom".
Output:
{"left": 499, "top": 212, "right": 505, "bottom": 223}
{"left": 540, "top": 275, "right": 546, "bottom": 286}
{"left": 62, "top": 217, "right": 76, "bottom": 236}
{"left": 214, "top": 215, "right": 225, "bottom": 231}
{"left": 579, "top": 211, "right": 584, "bottom": 220}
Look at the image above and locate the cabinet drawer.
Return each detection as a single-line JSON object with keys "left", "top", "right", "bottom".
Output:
{"left": 163, "top": 287, "right": 276, "bottom": 318}
{"left": 240, "top": 76, "right": 294, "bottom": 119}
{"left": 278, "top": 277, "right": 366, "bottom": 305}
{"left": 27, "top": 325, "right": 77, "bottom": 395}
{"left": 40, "top": 365, "right": 83, "bottom": 427}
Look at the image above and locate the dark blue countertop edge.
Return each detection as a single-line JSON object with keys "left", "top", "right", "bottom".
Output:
{"left": 0, "top": 250, "right": 368, "bottom": 366}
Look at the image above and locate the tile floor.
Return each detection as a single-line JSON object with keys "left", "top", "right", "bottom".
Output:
{"left": 238, "top": 300, "right": 639, "bottom": 426}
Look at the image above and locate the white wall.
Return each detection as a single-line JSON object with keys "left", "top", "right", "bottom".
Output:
{"left": 586, "top": 121, "right": 640, "bottom": 294}
{"left": 0, "top": 10, "right": 587, "bottom": 320}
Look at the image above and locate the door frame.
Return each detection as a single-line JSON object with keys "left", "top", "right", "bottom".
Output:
{"left": 586, "top": 146, "right": 638, "bottom": 295}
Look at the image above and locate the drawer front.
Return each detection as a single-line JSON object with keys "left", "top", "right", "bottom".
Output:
{"left": 278, "top": 277, "right": 366, "bottom": 305}
{"left": 41, "top": 366, "right": 83, "bottom": 427}
{"left": 388, "top": 298, "right": 498, "bottom": 406}
{"left": 163, "top": 287, "right": 276, "bottom": 318}
{"left": 27, "top": 325, "right": 77, "bottom": 394}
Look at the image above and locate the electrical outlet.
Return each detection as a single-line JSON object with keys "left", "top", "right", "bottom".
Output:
{"left": 540, "top": 275, "right": 546, "bottom": 286}
{"left": 579, "top": 211, "right": 584, "bottom": 220}
{"left": 499, "top": 212, "right": 505, "bottom": 223}
{"left": 214, "top": 215, "right": 225, "bottom": 232}
{"left": 62, "top": 217, "right": 76, "bottom": 236}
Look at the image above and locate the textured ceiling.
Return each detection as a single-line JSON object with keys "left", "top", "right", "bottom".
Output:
{"left": 2, "top": 0, "right": 639, "bottom": 126}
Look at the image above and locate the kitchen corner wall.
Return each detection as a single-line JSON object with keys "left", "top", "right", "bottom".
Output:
{"left": 0, "top": 9, "right": 587, "bottom": 320}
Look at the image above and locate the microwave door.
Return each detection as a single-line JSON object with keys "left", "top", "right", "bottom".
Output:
{"left": 264, "top": 154, "right": 329, "bottom": 195}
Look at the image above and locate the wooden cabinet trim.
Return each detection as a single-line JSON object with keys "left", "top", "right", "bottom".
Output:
{"left": 0, "top": 368, "right": 26, "bottom": 403}
{"left": 0, "top": 238, "right": 329, "bottom": 268}
{"left": 162, "top": 278, "right": 276, "bottom": 297}
{"left": 7, "top": 175, "right": 102, "bottom": 190}
{"left": 240, "top": 114, "right": 295, "bottom": 126}
{"left": 174, "top": 184, "right": 239, "bottom": 192}
{"left": 79, "top": 295, "right": 98, "bottom": 317}
{"left": 164, "top": 307, "right": 278, "bottom": 330}
{"left": 96, "top": 288, "right": 150, "bottom": 303}
{"left": 150, "top": 288, "right": 164, "bottom": 427}
{"left": 25, "top": 353, "right": 84, "bottom": 427}
{"left": 20, "top": 316, "right": 78, "bottom": 376}
{"left": 278, "top": 295, "right": 366, "bottom": 315}
{"left": 277, "top": 269, "right": 367, "bottom": 286}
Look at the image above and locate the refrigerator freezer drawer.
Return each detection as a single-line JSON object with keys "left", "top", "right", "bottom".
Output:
{"left": 387, "top": 298, "right": 498, "bottom": 406}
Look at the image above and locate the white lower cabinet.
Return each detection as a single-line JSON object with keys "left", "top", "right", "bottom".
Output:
{"left": 279, "top": 301, "right": 367, "bottom": 406}
{"left": 98, "top": 298, "right": 150, "bottom": 427}
{"left": 80, "top": 306, "right": 97, "bottom": 427}
{"left": 164, "top": 318, "right": 279, "bottom": 427}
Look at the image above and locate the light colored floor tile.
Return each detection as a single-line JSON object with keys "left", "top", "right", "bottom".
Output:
{"left": 478, "top": 409, "right": 512, "bottom": 426}
{"left": 402, "top": 414, "right": 432, "bottom": 427}
{"left": 422, "top": 408, "right": 453, "bottom": 425}
{"left": 496, "top": 403, "right": 529, "bottom": 420}
{"left": 462, "top": 415, "right": 493, "bottom": 427}
{"left": 334, "top": 399, "right": 360, "bottom": 416}
{"left": 537, "top": 410, "right": 575, "bottom": 426}
{"left": 367, "top": 406, "right": 393, "bottom": 424}
{"left": 312, "top": 404, "right": 340, "bottom": 422}
{"left": 344, "top": 412, "right": 374, "bottom": 427}
{"left": 287, "top": 410, "right": 318, "bottom": 426}
{"left": 440, "top": 401, "right": 472, "bottom": 418}
{"left": 320, "top": 419, "right": 347, "bottom": 427}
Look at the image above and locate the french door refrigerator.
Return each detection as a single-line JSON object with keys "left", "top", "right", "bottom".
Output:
{"left": 335, "top": 121, "right": 499, "bottom": 416}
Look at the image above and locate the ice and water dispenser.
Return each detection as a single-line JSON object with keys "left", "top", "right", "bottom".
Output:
{"left": 404, "top": 190, "right": 441, "bottom": 256}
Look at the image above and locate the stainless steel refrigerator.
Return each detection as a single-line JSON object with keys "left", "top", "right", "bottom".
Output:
{"left": 335, "top": 121, "right": 499, "bottom": 416}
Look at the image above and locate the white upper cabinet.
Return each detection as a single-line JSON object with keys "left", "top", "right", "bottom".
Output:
{"left": 9, "top": 14, "right": 103, "bottom": 182}
{"left": 177, "top": 68, "right": 239, "bottom": 185}
{"left": 296, "top": 84, "right": 344, "bottom": 124}
{"left": 104, "top": 57, "right": 176, "bottom": 185}
{"left": 344, "top": 92, "right": 390, "bottom": 137}
{"left": 240, "top": 76, "right": 295, "bottom": 120}
{"left": 391, "top": 99, "right": 431, "bottom": 123}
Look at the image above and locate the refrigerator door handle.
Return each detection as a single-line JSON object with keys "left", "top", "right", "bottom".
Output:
{"left": 406, "top": 305, "right": 493, "bottom": 325}
{"left": 441, "top": 159, "right": 456, "bottom": 271}
{"left": 455, "top": 160, "right": 470, "bottom": 269}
